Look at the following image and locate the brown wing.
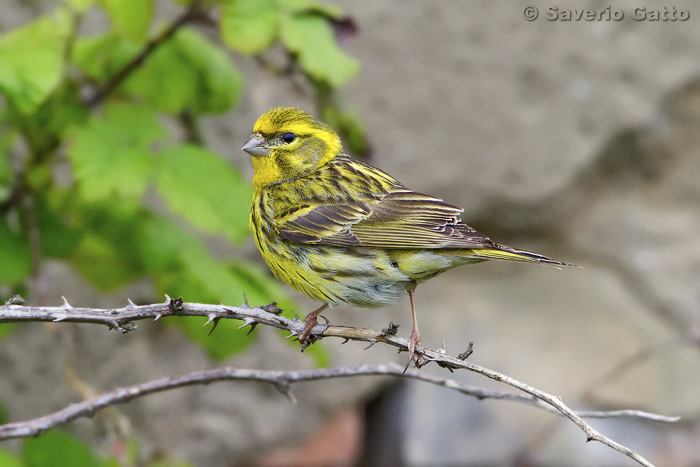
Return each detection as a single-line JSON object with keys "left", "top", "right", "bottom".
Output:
{"left": 276, "top": 187, "right": 496, "bottom": 250}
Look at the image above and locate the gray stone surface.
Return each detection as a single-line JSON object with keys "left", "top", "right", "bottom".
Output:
{"left": 3, "top": 0, "right": 700, "bottom": 466}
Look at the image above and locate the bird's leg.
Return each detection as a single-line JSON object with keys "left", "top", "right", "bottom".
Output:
{"left": 405, "top": 281, "right": 421, "bottom": 370}
{"left": 298, "top": 303, "right": 328, "bottom": 350}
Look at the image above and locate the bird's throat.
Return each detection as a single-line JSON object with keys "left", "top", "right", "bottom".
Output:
{"left": 251, "top": 157, "right": 283, "bottom": 188}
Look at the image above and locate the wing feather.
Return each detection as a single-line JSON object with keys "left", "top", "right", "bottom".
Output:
{"left": 275, "top": 176, "right": 497, "bottom": 250}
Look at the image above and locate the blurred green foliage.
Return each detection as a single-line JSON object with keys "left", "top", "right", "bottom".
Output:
{"left": 0, "top": 0, "right": 364, "bottom": 358}
{"left": 1, "top": 0, "right": 360, "bottom": 460}
{"left": 22, "top": 431, "right": 102, "bottom": 467}
{"left": 0, "top": 399, "right": 6, "bottom": 424}
{"left": 0, "top": 430, "right": 192, "bottom": 467}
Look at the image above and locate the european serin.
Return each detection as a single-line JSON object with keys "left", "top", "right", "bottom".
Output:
{"left": 243, "top": 107, "right": 570, "bottom": 364}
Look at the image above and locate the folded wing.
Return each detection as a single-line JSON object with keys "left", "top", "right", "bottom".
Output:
{"left": 276, "top": 186, "right": 498, "bottom": 250}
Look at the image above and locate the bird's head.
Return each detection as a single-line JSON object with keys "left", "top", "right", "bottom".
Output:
{"left": 242, "top": 107, "right": 342, "bottom": 188}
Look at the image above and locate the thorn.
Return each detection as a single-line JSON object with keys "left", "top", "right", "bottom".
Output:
{"left": 285, "top": 332, "right": 297, "bottom": 339}
{"left": 458, "top": 342, "right": 474, "bottom": 360}
{"left": 207, "top": 318, "right": 221, "bottom": 336}
{"left": 154, "top": 313, "right": 162, "bottom": 322}
{"left": 127, "top": 298, "right": 137, "bottom": 308}
{"left": 586, "top": 436, "right": 595, "bottom": 443}
{"left": 242, "top": 292, "right": 249, "bottom": 307}
{"left": 5, "top": 295, "right": 24, "bottom": 305}
{"left": 203, "top": 313, "right": 217, "bottom": 327}
{"left": 291, "top": 309, "right": 301, "bottom": 320}
{"left": 340, "top": 338, "right": 350, "bottom": 345}
{"left": 61, "top": 296, "right": 73, "bottom": 309}
{"left": 235, "top": 317, "right": 259, "bottom": 335}
{"left": 236, "top": 318, "right": 256, "bottom": 330}
{"left": 363, "top": 339, "right": 377, "bottom": 350}
{"left": 164, "top": 294, "right": 172, "bottom": 303}
{"left": 436, "top": 341, "right": 447, "bottom": 354}
{"left": 274, "top": 382, "right": 297, "bottom": 404}
{"left": 53, "top": 316, "right": 68, "bottom": 322}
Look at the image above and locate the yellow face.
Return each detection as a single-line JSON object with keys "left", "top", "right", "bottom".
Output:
{"left": 242, "top": 107, "right": 342, "bottom": 187}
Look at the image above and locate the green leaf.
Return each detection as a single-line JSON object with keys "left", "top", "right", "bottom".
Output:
{"left": 0, "top": 107, "right": 12, "bottom": 201}
{"left": 0, "top": 447, "right": 21, "bottom": 467}
{"left": 0, "top": 152, "right": 12, "bottom": 203}
{"left": 172, "top": 29, "right": 244, "bottom": 113}
{"left": 0, "top": 398, "right": 7, "bottom": 424}
{"left": 140, "top": 221, "right": 256, "bottom": 358}
{"left": 123, "top": 29, "right": 243, "bottom": 114}
{"left": 280, "top": 13, "right": 359, "bottom": 87}
{"left": 100, "top": 0, "right": 153, "bottom": 42}
{"left": 73, "top": 33, "right": 137, "bottom": 82}
{"left": 36, "top": 196, "right": 82, "bottom": 258}
{"left": 71, "top": 232, "right": 143, "bottom": 290}
{"left": 67, "top": 102, "right": 165, "bottom": 201}
{"left": 38, "top": 81, "right": 90, "bottom": 139}
{"left": 124, "top": 37, "right": 198, "bottom": 113}
{"left": 0, "top": 12, "right": 70, "bottom": 114}
{"left": 0, "top": 324, "right": 16, "bottom": 339}
{"left": 155, "top": 145, "right": 252, "bottom": 243}
{"left": 0, "top": 219, "right": 31, "bottom": 285}
{"left": 23, "top": 431, "right": 101, "bottom": 467}
{"left": 68, "top": 200, "right": 145, "bottom": 290}
{"left": 135, "top": 214, "right": 295, "bottom": 359}
{"left": 13, "top": 81, "right": 90, "bottom": 157}
{"left": 228, "top": 261, "right": 296, "bottom": 312}
{"left": 220, "top": 0, "right": 278, "bottom": 54}
{"left": 75, "top": 29, "right": 242, "bottom": 114}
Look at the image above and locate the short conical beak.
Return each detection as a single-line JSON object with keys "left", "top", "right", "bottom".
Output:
{"left": 242, "top": 135, "right": 269, "bottom": 157}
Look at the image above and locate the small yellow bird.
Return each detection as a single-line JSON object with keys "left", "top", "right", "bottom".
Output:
{"left": 243, "top": 107, "right": 571, "bottom": 365}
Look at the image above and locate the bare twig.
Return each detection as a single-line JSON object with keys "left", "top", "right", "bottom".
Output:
{"left": 84, "top": 1, "right": 205, "bottom": 108}
{"left": 0, "top": 298, "right": 675, "bottom": 467}
{"left": 0, "top": 363, "right": 678, "bottom": 442}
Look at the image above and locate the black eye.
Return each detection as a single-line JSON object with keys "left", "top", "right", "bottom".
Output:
{"left": 282, "top": 132, "right": 296, "bottom": 144}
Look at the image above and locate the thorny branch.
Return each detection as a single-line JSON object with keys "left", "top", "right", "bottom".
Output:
{"left": 0, "top": 297, "right": 679, "bottom": 467}
{"left": 0, "top": 364, "right": 678, "bottom": 442}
